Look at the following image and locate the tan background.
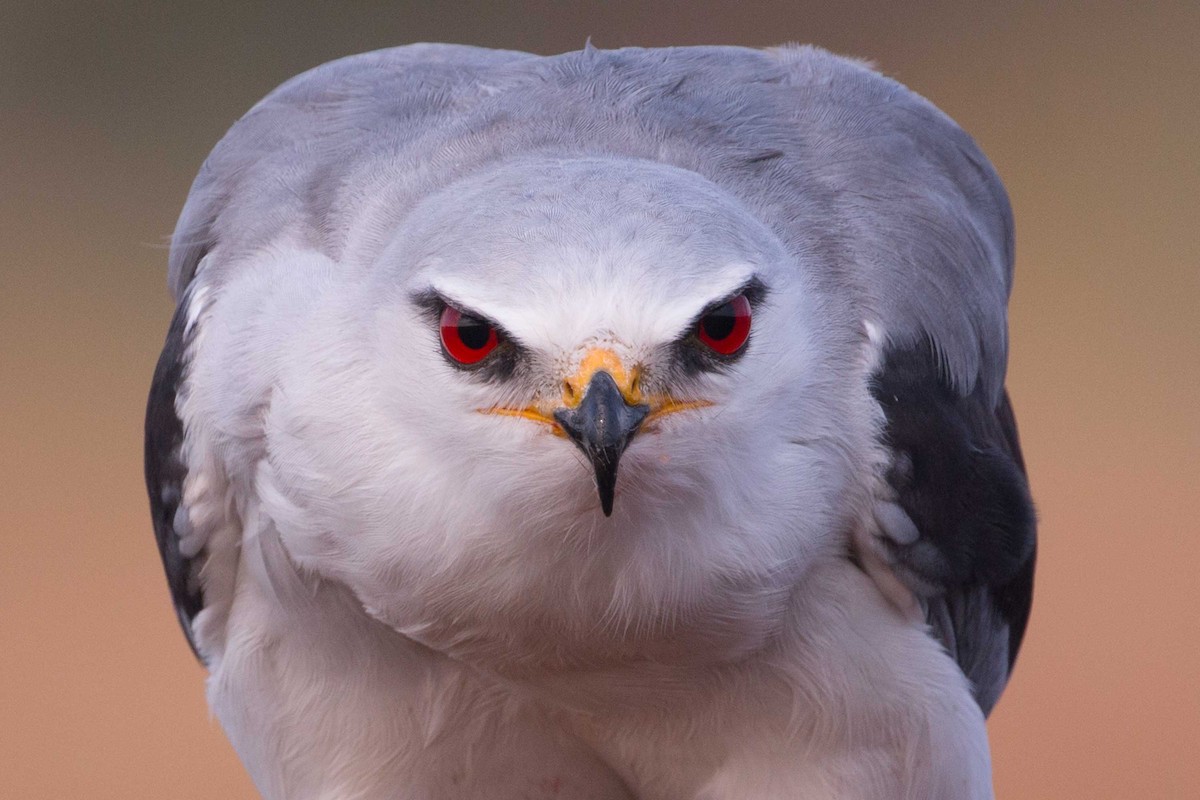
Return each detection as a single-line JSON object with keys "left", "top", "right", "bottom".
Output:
{"left": 2, "top": 2, "right": 1197, "bottom": 797}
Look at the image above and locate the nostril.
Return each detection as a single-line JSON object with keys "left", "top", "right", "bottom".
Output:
{"left": 563, "top": 379, "right": 577, "bottom": 403}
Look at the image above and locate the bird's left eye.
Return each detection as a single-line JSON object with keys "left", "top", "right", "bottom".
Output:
{"left": 440, "top": 305, "right": 500, "bottom": 364}
{"left": 696, "top": 293, "right": 752, "bottom": 355}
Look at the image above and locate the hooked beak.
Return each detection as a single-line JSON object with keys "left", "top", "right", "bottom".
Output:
{"left": 554, "top": 370, "right": 650, "bottom": 516}
{"left": 478, "top": 347, "right": 711, "bottom": 515}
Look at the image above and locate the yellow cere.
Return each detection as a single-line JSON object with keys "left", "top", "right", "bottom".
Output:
{"left": 561, "top": 348, "right": 642, "bottom": 407}
{"left": 479, "top": 347, "right": 712, "bottom": 429}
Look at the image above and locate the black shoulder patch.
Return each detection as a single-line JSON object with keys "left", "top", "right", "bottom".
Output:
{"left": 145, "top": 300, "right": 203, "bottom": 661}
{"left": 871, "top": 342, "right": 1036, "bottom": 713}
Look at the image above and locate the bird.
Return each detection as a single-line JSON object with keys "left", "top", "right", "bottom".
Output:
{"left": 145, "top": 43, "right": 1036, "bottom": 800}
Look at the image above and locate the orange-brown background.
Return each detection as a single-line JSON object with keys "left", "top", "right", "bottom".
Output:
{"left": 2, "top": 2, "right": 1197, "bottom": 797}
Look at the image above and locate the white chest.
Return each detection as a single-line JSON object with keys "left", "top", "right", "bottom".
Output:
{"left": 206, "top": 548, "right": 991, "bottom": 800}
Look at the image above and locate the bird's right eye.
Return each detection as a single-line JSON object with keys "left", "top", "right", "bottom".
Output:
{"left": 440, "top": 305, "right": 500, "bottom": 364}
{"left": 695, "top": 293, "right": 752, "bottom": 355}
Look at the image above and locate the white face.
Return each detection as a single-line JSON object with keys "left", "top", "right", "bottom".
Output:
{"left": 257, "top": 158, "right": 878, "bottom": 671}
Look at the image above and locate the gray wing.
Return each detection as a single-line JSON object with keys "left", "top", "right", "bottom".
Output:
{"left": 765, "top": 45, "right": 1016, "bottom": 403}
{"left": 762, "top": 49, "right": 1036, "bottom": 711}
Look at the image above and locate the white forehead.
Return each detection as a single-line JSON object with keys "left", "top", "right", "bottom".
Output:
{"left": 382, "top": 156, "right": 786, "bottom": 348}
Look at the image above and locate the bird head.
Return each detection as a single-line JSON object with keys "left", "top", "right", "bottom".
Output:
{"left": 260, "top": 156, "right": 880, "bottom": 669}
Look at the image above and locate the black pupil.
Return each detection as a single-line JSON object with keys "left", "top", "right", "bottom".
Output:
{"left": 701, "top": 302, "right": 736, "bottom": 340}
{"left": 457, "top": 315, "right": 492, "bottom": 349}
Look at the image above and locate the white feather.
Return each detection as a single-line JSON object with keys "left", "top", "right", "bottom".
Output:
{"left": 161, "top": 44, "right": 1014, "bottom": 799}
{"left": 179, "top": 155, "right": 992, "bottom": 797}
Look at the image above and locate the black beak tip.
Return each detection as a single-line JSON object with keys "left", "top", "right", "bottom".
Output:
{"left": 588, "top": 452, "right": 620, "bottom": 517}
{"left": 554, "top": 371, "right": 649, "bottom": 517}
{"left": 600, "top": 493, "right": 615, "bottom": 517}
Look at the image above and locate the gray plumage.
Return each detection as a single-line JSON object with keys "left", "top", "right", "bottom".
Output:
{"left": 171, "top": 43, "right": 1011, "bottom": 400}
{"left": 148, "top": 43, "right": 1035, "bottom": 799}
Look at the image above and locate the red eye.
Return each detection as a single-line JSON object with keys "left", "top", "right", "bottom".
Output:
{"left": 696, "top": 293, "right": 752, "bottom": 355}
{"left": 440, "top": 305, "right": 500, "bottom": 364}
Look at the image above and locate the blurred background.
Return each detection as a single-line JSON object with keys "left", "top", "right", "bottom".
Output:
{"left": 2, "top": 1, "right": 1196, "bottom": 797}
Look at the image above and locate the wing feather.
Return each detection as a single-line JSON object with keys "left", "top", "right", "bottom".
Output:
{"left": 871, "top": 343, "right": 1036, "bottom": 713}
{"left": 145, "top": 295, "right": 203, "bottom": 659}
